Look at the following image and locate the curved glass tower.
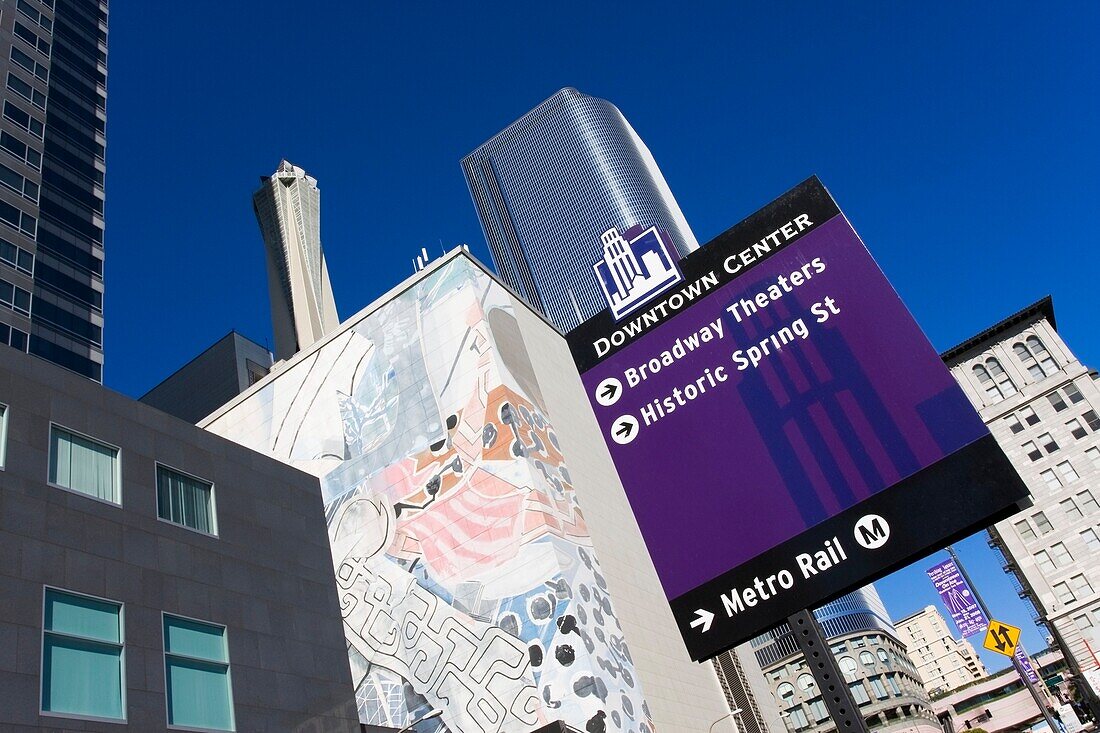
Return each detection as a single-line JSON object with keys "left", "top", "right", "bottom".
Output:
{"left": 462, "top": 88, "right": 698, "bottom": 332}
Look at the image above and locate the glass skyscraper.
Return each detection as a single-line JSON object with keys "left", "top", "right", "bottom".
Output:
{"left": 0, "top": 0, "right": 108, "bottom": 381}
{"left": 462, "top": 87, "right": 698, "bottom": 332}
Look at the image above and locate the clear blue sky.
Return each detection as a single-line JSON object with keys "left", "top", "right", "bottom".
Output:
{"left": 103, "top": 2, "right": 1098, "bottom": 670}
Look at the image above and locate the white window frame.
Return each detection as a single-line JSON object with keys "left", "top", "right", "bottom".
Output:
{"left": 40, "top": 585, "right": 127, "bottom": 725}
{"left": 0, "top": 401, "right": 8, "bottom": 469}
{"left": 161, "top": 611, "right": 236, "bottom": 733}
{"left": 155, "top": 462, "right": 219, "bottom": 538}
{"left": 47, "top": 422, "right": 121, "bottom": 507}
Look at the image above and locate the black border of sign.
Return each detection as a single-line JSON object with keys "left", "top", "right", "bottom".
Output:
{"left": 670, "top": 433, "right": 1029, "bottom": 661}
{"left": 567, "top": 176, "right": 839, "bottom": 370}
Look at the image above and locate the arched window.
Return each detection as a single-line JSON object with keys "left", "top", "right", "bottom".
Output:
{"left": 860, "top": 650, "right": 876, "bottom": 667}
{"left": 973, "top": 364, "right": 994, "bottom": 397}
{"left": 1015, "top": 336, "right": 1058, "bottom": 379}
{"left": 877, "top": 648, "right": 889, "bottom": 664}
{"left": 778, "top": 682, "right": 795, "bottom": 705}
{"left": 839, "top": 656, "right": 858, "bottom": 681}
{"left": 974, "top": 360, "right": 1015, "bottom": 401}
{"left": 1027, "top": 336, "right": 1058, "bottom": 376}
{"left": 985, "top": 358, "right": 1017, "bottom": 396}
{"left": 797, "top": 673, "right": 815, "bottom": 693}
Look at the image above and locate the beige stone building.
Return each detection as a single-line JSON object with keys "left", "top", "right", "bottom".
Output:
{"left": 943, "top": 296, "right": 1100, "bottom": 716}
{"left": 895, "top": 606, "right": 986, "bottom": 695}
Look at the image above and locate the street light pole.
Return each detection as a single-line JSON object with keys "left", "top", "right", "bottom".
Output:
{"left": 709, "top": 708, "right": 743, "bottom": 733}
{"left": 946, "top": 545, "right": 1061, "bottom": 733}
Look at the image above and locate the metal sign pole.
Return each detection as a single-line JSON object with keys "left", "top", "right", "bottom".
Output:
{"left": 787, "top": 609, "right": 872, "bottom": 733}
{"left": 946, "top": 546, "right": 1061, "bottom": 733}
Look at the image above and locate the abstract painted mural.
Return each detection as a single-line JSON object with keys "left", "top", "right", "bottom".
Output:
{"left": 204, "top": 257, "right": 654, "bottom": 733}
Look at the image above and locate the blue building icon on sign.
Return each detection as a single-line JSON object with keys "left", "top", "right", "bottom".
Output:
{"left": 594, "top": 225, "right": 683, "bottom": 320}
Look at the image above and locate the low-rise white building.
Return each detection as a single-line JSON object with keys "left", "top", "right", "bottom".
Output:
{"left": 931, "top": 649, "right": 1067, "bottom": 733}
{"left": 895, "top": 606, "right": 987, "bottom": 695}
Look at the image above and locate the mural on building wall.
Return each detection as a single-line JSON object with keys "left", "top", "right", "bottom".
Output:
{"left": 206, "top": 258, "right": 654, "bottom": 733}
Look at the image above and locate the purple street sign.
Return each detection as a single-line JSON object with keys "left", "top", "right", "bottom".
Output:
{"left": 567, "top": 177, "right": 1029, "bottom": 661}
{"left": 1016, "top": 646, "right": 1040, "bottom": 684}
{"left": 927, "top": 559, "right": 989, "bottom": 638}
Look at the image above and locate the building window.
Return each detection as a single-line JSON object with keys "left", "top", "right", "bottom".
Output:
{"left": 1069, "top": 574, "right": 1094, "bottom": 598}
{"left": 1020, "top": 406, "right": 1040, "bottom": 425}
{"left": 839, "top": 656, "right": 858, "bottom": 681}
{"left": 974, "top": 359, "right": 1016, "bottom": 401}
{"left": 777, "top": 682, "right": 795, "bottom": 705}
{"left": 1014, "top": 519, "right": 1036, "bottom": 541}
{"left": 1034, "top": 512, "right": 1054, "bottom": 535}
{"left": 1023, "top": 441, "right": 1042, "bottom": 461}
{"left": 48, "top": 425, "right": 120, "bottom": 505}
{"left": 1064, "top": 383, "right": 1085, "bottom": 404}
{"left": 1005, "top": 414, "right": 1024, "bottom": 434}
{"left": 887, "top": 674, "right": 902, "bottom": 696}
{"left": 1082, "top": 528, "right": 1100, "bottom": 552}
{"left": 1036, "top": 550, "right": 1055, "bottom": 573}
{"left": 1074, "top": 614, "right": 1094, "bottom": 631}
{"left": 1053, "top": 581, "right": 1075, "bottom": 604}
{"left": 41, "top": 588, "right": 125, "bottom": 721}
{"left": 1078, "top": 490, "right": 1099, "bottom": 513}
{"left": 156, "top": 465, "right": 217, "bottom": 536}
{"left": 0, "top": 402, "right": 7, "bottom": 469}
{"left": 1040, "top": 469, "right": 1062, "bottom": 490}
{"left": 870, "top": 677, "right": 889, "bottom": 699}
{"left": 808, "top": 698, "right": 829, "bottom": 722}
{"left": 1087, "top": 447, "right": 1100, "bottom": 469}
{"left": 797, "top": 673, "right": 815, "bottom": 693}
{"left": 1014, "top": 336, "right": 1058, "bottom": 379}
{"left": 1058, "top": 461, "right": 1080, "bottom": 483}
{"left": 1038, "top": 432, "right": 1059, "bottom": 454}
{"left": 1051, "top": 542, "right": 1074, "bottom": 566}
{"left": 849, "top": 682, "right": 871, "bottom": 705}
{"left": 163, "top": 615, "right": 235, "bottom": 731}
{"left": 0, "top": 277, "right": 31, "bottom": 314}
{"left": 1062, "top": 498, "right": 1083, "bottom": 520}
{"left": 1085, "top": 410, "right": 1100, "bottom": 432}
{"left": 860, "top": 650, "right": 876, "bottom": 667}
{"left": 0, "top": 235, "right": 35, "bottom": 274}
{"left": 1068, "top": 418, "right": 1088, "bottom": 440}
{"left": 877, "top": 648, "right": 889, "bottom": 663}
{"left": 1048, "top": 392, "right": 1069, "bottom": 412}
{"left": 787, "top": 707, "right": 810, "bottom": 731}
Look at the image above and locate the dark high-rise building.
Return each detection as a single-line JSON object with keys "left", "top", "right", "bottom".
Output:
{"left": 462, "top": 87, "right": 698, "bottom": 332}
{"left": 0, "top": 0, "right": 107, "bottom": 381}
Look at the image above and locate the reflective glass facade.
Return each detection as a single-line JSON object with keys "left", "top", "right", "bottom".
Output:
{"left": 0, "top": 0, "right": 107, "bottom": 381}
{"left": 462, "top": 88, "right": 698, "bottom": 332}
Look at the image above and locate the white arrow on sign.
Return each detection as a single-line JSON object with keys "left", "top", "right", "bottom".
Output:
{"left": 690, "top": 608, "right": 715, "bottom": 633}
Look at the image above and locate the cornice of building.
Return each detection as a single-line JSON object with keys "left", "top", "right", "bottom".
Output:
{"left": 941, "top": 295, "right": 1056, "bottom": 364}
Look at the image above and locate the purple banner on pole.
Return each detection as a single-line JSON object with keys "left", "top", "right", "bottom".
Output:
{"left": 927, "top": 558, "right": 989, "bottom": 638}
{"left": 1016, "top": 646, "right": 1040, "bottom": 684}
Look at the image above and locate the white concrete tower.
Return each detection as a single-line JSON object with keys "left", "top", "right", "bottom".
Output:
{"left": 252, "top": 160, "right": 340, "bottom": 361}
